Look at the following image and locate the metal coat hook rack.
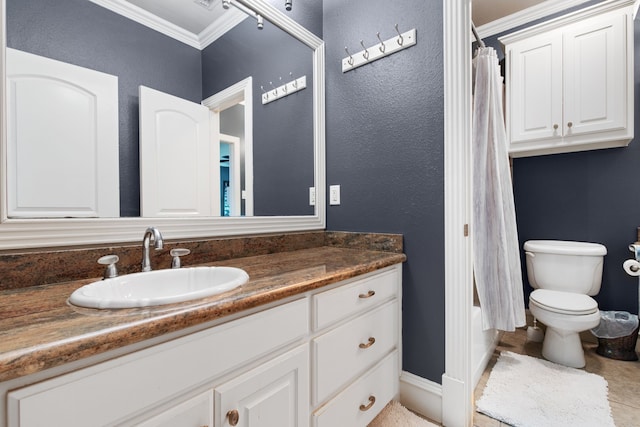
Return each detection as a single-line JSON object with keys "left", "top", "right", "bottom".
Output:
{"left": 261, "top": 73, "right": 307, "bottom": 105}
{"left": 342, "top": 24, "right": 417, "bottom": 73}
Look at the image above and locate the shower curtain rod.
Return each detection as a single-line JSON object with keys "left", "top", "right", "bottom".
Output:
{"left": 471, "top": 21, "right": 486, "bottom": 48}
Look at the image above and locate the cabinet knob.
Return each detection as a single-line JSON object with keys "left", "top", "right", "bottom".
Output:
{"left": 359, "top": 395, "right": 376, "bottom": 411}
{"left": 553, "top": 124, "right": 558, "bottom": 130}
{"left": 358, "top": 290, "right": 375, "bottom": 299}
{"left": 227, "top": 409, "right": 239, "bottom": 426}
{"left": 567, "top": 121, "right": 573, "bottom": 128}
{"left": 359, "top": 337, "right": 376, "bottom": 349}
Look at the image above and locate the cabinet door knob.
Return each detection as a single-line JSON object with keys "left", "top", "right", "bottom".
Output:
{"left": 227, "top": 409, "right": 239, "bottom": 426}
{"left": 553, "top": 124, "right": 558, "bottom": 130}
{"left": 359, "top": 290, "right": 375, "bottom": 299}
{"left": 359, "top": 395, "right": 376, "bottom": 411}
{"left": 359, "top": 337, "right": 376, "bottom": 349}
{"left": 567, "top": 121, "right": 573, "bottom": 128}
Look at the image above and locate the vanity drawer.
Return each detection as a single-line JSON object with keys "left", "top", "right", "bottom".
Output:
{"left": 312, "top": 350, "right": 399, "bottom": 427}
{"left": 312, "top": 299, "right": 398, "bottom": 404}
{"left": 312, "top": 266, "right": 399, "bottom": 331}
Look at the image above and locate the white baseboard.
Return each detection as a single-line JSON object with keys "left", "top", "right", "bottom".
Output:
{"left": 399, "top": 370, "right": 442, "bottom": 424}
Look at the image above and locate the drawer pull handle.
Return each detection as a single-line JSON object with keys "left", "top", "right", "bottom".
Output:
{"left": 359, "top": 395, "right": 376, "bottom": 411}
{"left": 359, "top": 290, "right": 375, "bottom": 299}
{"left": 227, "top": 409, "right": 240, "bottom": 426}
{"left": 359, "top": 337, "right": 376, "bottom": 349}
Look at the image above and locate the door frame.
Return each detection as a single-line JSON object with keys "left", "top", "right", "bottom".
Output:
{"left": 442, "top": 1, "right": 474, "bottom": 425}
{"left": 203, "top": 77, "right": 254, "bottom": 216}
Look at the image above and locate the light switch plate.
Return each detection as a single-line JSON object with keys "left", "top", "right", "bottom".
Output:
{"left": 309, "top": 187, "right": 316, "bottom": 206}
{"left": 329, "top": 185, "right": 340, "bottom": 205}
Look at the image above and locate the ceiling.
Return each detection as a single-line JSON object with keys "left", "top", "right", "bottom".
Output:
{"left": 472, "top": 0, "right": 548, "bottom": 26}
{"left": 125, "top": 0, "right": 229, "bottom": 34}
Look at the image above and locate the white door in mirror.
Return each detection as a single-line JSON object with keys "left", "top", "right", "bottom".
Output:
{"left": 69, "top": 266, "right": 249, "bottom": 309}
{"left": 6, "top": 48, "right": 120, "bottom": 218}
{"left": 139, "top": 85, "right": 216, "bottom": 217}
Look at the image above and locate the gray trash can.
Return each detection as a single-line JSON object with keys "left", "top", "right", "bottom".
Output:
{"left": 590, "top": 311, "right": 639, "bottom": 361}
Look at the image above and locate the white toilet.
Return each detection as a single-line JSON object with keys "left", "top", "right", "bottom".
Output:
{"left": 524, "top": 240, "right": 607, "bottom": 368}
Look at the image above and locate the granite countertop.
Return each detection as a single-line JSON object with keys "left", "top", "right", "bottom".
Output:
{"left": 0, "top": 246, "right": 405, "bottom": 383}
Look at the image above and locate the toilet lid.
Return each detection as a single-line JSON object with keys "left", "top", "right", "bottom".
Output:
{"left": 530, "top": 289, "right": 598, "bottom": 315}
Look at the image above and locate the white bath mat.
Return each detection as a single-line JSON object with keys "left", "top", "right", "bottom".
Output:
{"left": 368, "top": 400, "right": 439, "bottom": 427}
{"left": 476, "top": 351, "right": 615, "bottom": 427}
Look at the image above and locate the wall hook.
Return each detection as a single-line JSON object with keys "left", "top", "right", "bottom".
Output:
{"left": 260, "top": 85, "right": 269, "bottom": 100}
{"left": 261, "top": 74, "right": 307, "bottom": 105}
{"left": 360, "top": 40, "right": 370, "bottom": 60}
{"left": 376, "top": 32, "right": 386, "bottom": 53}
{"left": 341, "top": 27, "right": 416, "bottom": 73}
{"left": 344, "top": 46, "right": 354, "bottom": 65}
{"left": 394, "top": 24, "right": 404, "bottom": 45}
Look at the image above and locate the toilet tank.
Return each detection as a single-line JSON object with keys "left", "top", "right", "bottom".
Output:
{"left": 524, "top": 240, "right": 607, "bottom": 296}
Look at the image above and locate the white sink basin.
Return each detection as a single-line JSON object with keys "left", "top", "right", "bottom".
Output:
{"left": 69, "top": 266, "right": 249, "bottom": 309}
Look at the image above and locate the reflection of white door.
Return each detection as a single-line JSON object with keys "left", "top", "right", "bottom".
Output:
{"left": 220, "top": 134, "right": 241, "bottom": 216}
{"left": 139, "top": 86, "right": 220, "bottom": 217}
{"left": 6, "top": 48, "right": 119, "bottom": 218}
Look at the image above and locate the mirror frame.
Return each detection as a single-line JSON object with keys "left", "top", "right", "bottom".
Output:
{"left": 0, "top": 0, "right": 325, "bottom": 250}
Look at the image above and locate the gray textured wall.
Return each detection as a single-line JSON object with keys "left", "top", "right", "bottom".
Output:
{"left": 323, "top": 0, "right": 445, "bottom": 382}
{"left": 201, "top": 16, "right": 315, "bottom": 216}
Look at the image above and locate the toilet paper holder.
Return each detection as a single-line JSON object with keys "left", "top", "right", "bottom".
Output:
{"left": 625, "top": 243, "right": 640, "bottom": 274}
{"left": 629, "top": 243, "right": 640, "bottom": 262}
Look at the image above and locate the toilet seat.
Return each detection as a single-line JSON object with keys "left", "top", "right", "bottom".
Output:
{"left": 529, "top": 289, "right": 598, "bottom": 315}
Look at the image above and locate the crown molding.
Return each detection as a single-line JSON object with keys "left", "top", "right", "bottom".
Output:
{"left": 499, "top": 0, "right": 635, "bottom": 45}
{"left": 476, "top": 0, "right": 593, "bottom": 39}
{"left": 89, "top": 0, "right": 202, "bottom": 49}
{"left": 199, "top": 8, "right": 246, "bottom": 48}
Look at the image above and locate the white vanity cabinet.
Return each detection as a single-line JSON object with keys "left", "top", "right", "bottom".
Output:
{"left": 6, "top": 299, "right": 310, "bottom": 427}
{"left": 4, "top": 264, "right": 402, "bottom": 427}
{"left": 502, "top": 1, "right": 634, "bottom": 157}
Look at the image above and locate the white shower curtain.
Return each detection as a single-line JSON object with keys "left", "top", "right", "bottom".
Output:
{"left": 472, "top": 47, "right": 525, "bottom": 331}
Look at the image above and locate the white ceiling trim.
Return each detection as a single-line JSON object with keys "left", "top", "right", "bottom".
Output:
{"left": 88, "top": 0, "right": 245, "bottom": 50}
{"left": 476, "top": 0, "right": 593, "bottom": 38}
{"left": 199, "top": 8, "right": 247, "bottom": 49}
{"left": 89, "top": 0, "right": 200, "bottom": 48}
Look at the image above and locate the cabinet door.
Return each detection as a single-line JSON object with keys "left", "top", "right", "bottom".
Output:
{"left": 215, "top": 345, "right": 309, "bottom": 427}
{"left": 137, "top": 391, "right": 214, "bottom": 427}
{"left": 508, "top": 33, "right": 563, "bottom": 143}
{"left": 562, "top": 12, "right": 627, "bottom": 137}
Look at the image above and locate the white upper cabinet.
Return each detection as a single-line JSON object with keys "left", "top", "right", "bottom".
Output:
{"left": 501, "top": 0, "right": 634, "bottom": 157}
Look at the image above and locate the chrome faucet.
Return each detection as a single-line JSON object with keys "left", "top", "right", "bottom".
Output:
{"left": 141, "top": 226, "right": 164, "bottom": 272}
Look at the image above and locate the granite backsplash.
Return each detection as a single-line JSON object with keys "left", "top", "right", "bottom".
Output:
{"left": 0, "top": 231, "right": 403, "bottom": 290}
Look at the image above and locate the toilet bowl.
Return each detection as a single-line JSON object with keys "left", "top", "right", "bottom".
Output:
{"left": 524, "top": 240, "right": 607, "bottom": 368}
{"left": 529, "top": 289, "right": 600, "bottom": 368}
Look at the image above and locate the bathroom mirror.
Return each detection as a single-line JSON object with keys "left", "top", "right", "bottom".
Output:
{"left": 0, "top": 0, "right": 326, "bottom": 249}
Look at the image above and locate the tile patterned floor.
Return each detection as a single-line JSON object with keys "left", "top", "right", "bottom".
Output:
{"left": 473, "top": 325, "right": 640, "bottom": 427}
